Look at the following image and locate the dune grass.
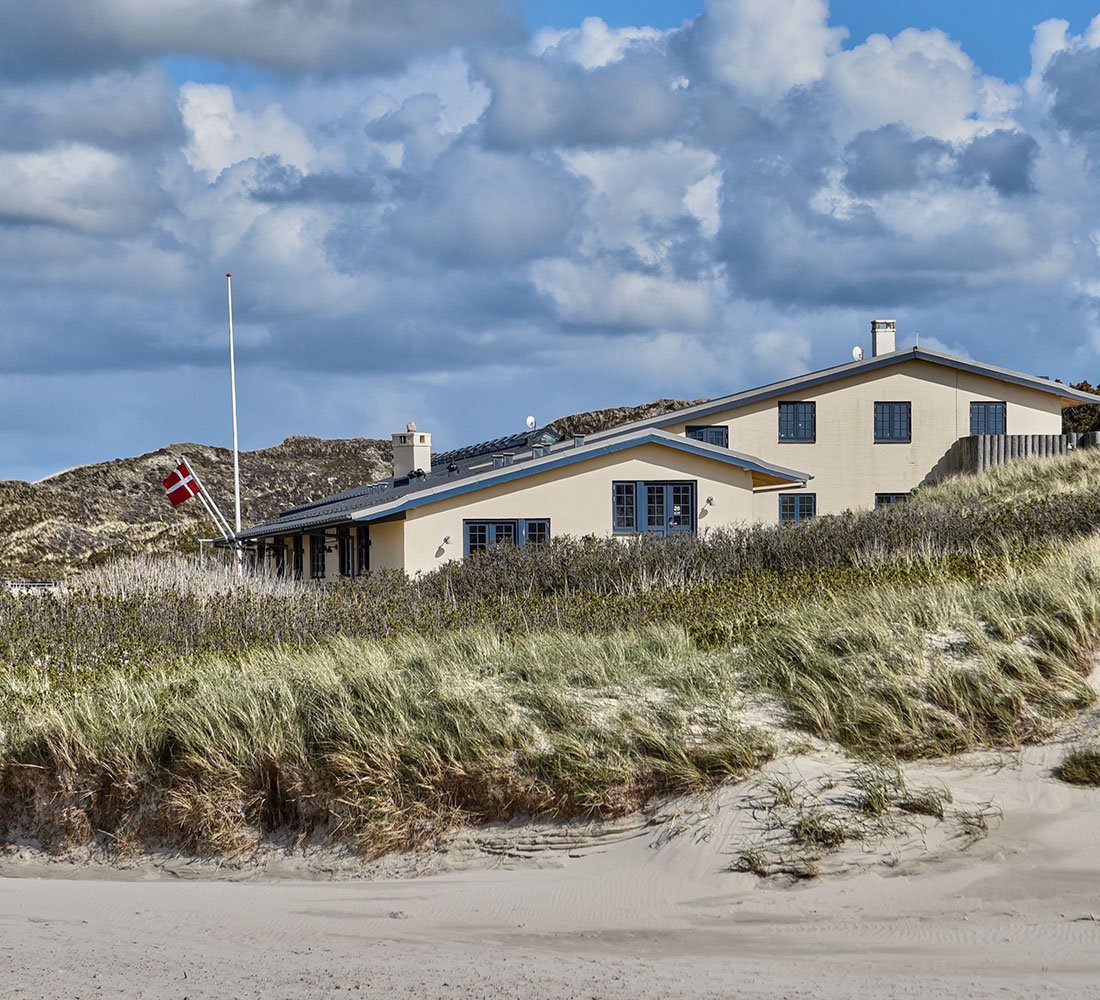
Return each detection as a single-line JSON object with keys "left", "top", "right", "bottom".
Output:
{"left": 0, "top": 629, "right": 773, "bottom": 855}
{"left": 3, "top": 450, "right": 1100, "bottom": 855}
{"left": 748, "top": 535, "right": 1100, "bottom": 757}
{"left": 3, "top": 536, "right": 1097, "bottom": 854}
{"left": 1058, "top": 745, "right": 1100, "bottom": 786}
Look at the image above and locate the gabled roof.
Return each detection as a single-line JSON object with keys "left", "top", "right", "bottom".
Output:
{"left": 236, "top": 429, "right": 810, "bottom": 540}
{"left": 587, "top": 347, "right": 1100, "bottom": 443}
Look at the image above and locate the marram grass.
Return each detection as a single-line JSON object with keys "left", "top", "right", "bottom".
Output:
{"left": 1058, "top": 745, "right": 1100, "bottom": 786}
{"left": 748, "top": 535, "right": 1100, "bottom": 757}
{"left": 3, "top": 449, "right": 1100, "bottom": 855}
{"left": 0, "top": 628, "right": 773, "bottom": 855}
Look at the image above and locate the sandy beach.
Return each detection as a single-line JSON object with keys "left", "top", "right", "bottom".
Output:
{"left": 3, "top": 730, "right": 1100, "bottom": 1000}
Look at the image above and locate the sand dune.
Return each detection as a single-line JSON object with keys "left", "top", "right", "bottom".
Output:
{"left": 3, "top": 733, "right": 1100, "bottom": 999}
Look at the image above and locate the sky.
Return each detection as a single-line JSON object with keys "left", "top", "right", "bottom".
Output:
{"left": 2, "top": 1, "right": 1100, "bottom": 481}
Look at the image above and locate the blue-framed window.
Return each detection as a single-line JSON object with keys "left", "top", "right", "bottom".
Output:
{"left": 778, "top": 402, "right": 815, "bottom": 442}
{"left": 613, "top": 482, "right": 637, "bottom": 531}
{"left": 309, "top": 533, "right": 327, "bottom": 579}
{"left": 612, "top": 481, "right": 696, "bottom": 534}
{"left": 463, "top": 519, "right": 550, "bottom": 556}
{"left": 970, "top": 401, "right": 1006, "bottom": 436}
{"left": 874, "top": 401, "right": 911, "bottom": 442}
{"left": 779, "top": 493, "right": 816, "bottom": 522}
{"left": 875, "top": 493, "right": 909, "bottom": 508}
{"left": 686, "top": 425, "right": 729, "bottom": 448}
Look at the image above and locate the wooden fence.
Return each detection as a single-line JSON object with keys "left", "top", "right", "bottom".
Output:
{"left": 940, "top": 432, "right": 1100, "bottom": 478}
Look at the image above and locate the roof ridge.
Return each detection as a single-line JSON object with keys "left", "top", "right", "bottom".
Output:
{"left": 587, "top": 346, "right": 1100, "bottom": 442}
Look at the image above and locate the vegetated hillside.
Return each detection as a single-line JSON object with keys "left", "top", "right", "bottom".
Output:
{"left": 0, "top": 437, "right": 392, "bottom": 580}
{"left": 0, "top": 398, "right": 698, "bottom": 579}
{"left": 544, "top": 397, "right": 705, "bottom": 438}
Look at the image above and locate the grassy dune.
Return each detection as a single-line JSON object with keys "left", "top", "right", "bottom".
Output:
{"left": 3, "top": 451, "right": 1100, "bottom": 856}
{"left": 1, "top": 629, "right": 774, "bottom": 855}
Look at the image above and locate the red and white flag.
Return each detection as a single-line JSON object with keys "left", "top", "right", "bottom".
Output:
{"left": 163, "top": 461, "right": 201, "bottom": 507}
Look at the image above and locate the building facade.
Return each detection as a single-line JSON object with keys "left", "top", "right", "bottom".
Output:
{"left": 237, "top": 322, "right": 1100, "bottom": 577}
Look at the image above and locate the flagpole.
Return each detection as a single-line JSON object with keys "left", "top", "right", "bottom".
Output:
{"left": 226, "top": 272, "right": 243, "bottom": 574}
{"left": 179, "top": 454, "right": 234, "bottom": 542}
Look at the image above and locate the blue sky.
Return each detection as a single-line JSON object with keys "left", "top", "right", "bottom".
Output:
{"left": 528, "top": 1, "right": 1100, "bottom": 79}
{"left": 2, "top": 0, "right": 1100, "bottom": 482}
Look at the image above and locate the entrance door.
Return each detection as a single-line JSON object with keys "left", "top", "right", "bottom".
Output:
{"left": 644, "top": 482, "right": 695, "bottom": 535}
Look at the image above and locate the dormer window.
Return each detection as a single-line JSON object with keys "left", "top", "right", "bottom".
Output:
{"left": 686, "top": 425, "right": 729, "bottom": 448}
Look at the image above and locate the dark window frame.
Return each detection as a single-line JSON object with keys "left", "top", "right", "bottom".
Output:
{"left": 337, "top": 527, "right": 353, "bottom": 578}
{"left": 309, "top": 533, "right": 327, "bottom": 579}
{"left": 970, "top": 401, "right": 1007, "bottom": 436}
{"left": 272, "top": 537, "right": 286, "bottom": 578}
{"left": 875, "top": 493, "right": 910, "bottom": 508}
{"left": 778, "top": 401, "right": 816, "bottom": 442}
{"left": 779, "top": 493, "right": 816, "bottom": 522}
{"left": 686, "top": 425, "right": 729, "bottom": 448}
{"left": 462, "top": 518, "right": 551, "bottom": 557}
{"left": 292, "top": 535, "right": 304, "bottom": 580}
{"left": 356, "top": 526, "right": 369, "bottom": 575}
{"left": 611, "top": 480, "right": 697, "bottom": 535}
{"left": 874, "top": 401, "right": 912, "bottom": 443}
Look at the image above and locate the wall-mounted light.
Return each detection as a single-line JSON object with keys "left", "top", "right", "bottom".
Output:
{"left": 443, "top": 535, "right": 453, "bottom": 545}
{"left": 706, "top": 496, "right": 715, "bottom": 507}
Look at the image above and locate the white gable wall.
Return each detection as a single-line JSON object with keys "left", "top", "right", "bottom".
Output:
{"left": 368, "top": 442, "right": 762, "bottom": 575}
{"left": 657, "top": 359, "right": 1063, "bottom": 520}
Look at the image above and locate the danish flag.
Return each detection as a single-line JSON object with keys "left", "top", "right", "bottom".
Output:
{"left": 163, "top": 461, "right": 201, "bottom": 507}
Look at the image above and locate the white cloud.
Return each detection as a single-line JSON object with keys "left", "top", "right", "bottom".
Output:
{"left": 750, "top": 330, "right": 812, "bottom": 377}
{"left": 564, "top": 144, "right": 718, "bottom": 264}
{"left": 389, "top": 145, "right": 583, "bottom": 266}
{"left": 533, "top": 260, "right": 720, "bottom": 331}
{"left": 828, "top": 28, "right": 1017, "bottom": 142}
{"left": 4, "top": 0, "right": 1100, "bottom": 481}
{"left": 0, "top": 144, "right": 157, "bottom": 235}
{"left": 688, "top": 0, "right": 846, "bottom": 104}
{"left": 533, "top": 17, "right": 665, "bottom": 70}
{"left": 180, "top": 83, "right": 315, "bottom": 181}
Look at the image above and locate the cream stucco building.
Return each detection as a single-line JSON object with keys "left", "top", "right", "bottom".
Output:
{"left": 238, "top": 322, "right": 1100, "bottom": 578}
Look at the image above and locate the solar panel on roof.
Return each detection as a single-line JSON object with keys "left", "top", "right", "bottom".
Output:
{"left": 434, "top": 428, "right": 560, "bottom": 466}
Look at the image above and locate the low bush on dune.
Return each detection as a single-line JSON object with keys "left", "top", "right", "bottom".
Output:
{"left": 2, "top": 449, "right": 1100, "bottom": 855}
{"left": 1058, "top": 745, "right": 1100, "bottom": 786}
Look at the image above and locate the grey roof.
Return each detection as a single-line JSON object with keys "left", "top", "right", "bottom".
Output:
{"left": 236, "top": 428, "right": 810, "bottom": 540}
{"left": 587, "top": 347, "right": 1100, "bottom": 443}
{"left": 433, "top": 427, "right": 560, "bottom": 466}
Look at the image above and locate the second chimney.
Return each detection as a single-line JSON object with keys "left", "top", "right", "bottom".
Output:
{"left": 871, "top": 318, "right": 896, "bottom": 357}
{"left": 392, "top": 421, "right": 431, "bottom": 479}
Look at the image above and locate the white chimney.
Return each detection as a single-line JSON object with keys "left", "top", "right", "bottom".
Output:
{"left": 392, "top": 421, "right": 432, "bottom": 479}
{"left": 871, "top": 319, "right": 896, "bottom": 357}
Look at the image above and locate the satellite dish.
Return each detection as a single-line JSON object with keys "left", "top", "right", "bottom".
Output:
{"left": 852, "top": 346, "right": 864, "bottom": 362}
{"left": 525, "top": 415, "right": 537, "bottom": 431}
